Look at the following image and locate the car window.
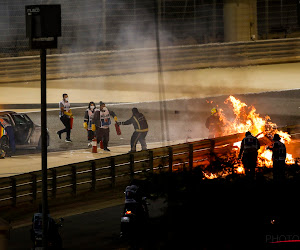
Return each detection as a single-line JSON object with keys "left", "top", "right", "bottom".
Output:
{"left": 12, "top": 114, "right": 31, "bottom": 125}
{"left": 0, "top": 115, "right": 12, "bottom": 125}
{"left": 23, "top": 114, "right": 32, "bottom": 123}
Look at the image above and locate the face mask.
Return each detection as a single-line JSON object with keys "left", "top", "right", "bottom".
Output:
{"left": 90, "top": 106, "right": 95, "bottom": 110}
{"left": 65, "top": 97, "right": 69, "bottom": 102}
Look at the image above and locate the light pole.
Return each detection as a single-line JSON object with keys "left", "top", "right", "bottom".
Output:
{"left": 26, "top": 5, "right": 61, "bottom": 249}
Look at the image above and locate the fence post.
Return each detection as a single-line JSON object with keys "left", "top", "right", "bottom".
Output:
{"left": 91, "top": 161, "right": 96, "bottom": 191}
{"left": 31, "top": 174, "right": 37, "bottom": 203}
{"left": 209, "top": 139, "right": 215, "bottom": 165}
{"left": 11, "top": 177, "right": 16, "bottom": 207}
{"left": 130, "top": 154, "right": 134, "bottom": 181}
{"left": 168, "top": 147, "right": 173, "bottom": 173}
{"left": 71, "top": 166, "right": 76, "bottom": 196}
{"left": 149, "top": 150, "right": 154, "bottom": 173}
{"left": 189, "top": 143, "right": 194, "bottom": 172}
{"left": 111, "top": 157, "right": 115, "bottom": 188}
{"left": 51, "top": 169, "right": 57, "bottom": 199}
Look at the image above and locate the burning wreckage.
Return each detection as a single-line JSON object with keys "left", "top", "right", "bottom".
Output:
{"left": 202, "top": 96, "right": 299, "bottom": 179}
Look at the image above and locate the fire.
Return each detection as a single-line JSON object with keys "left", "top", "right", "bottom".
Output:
{"left": 201, "top": 95, "right": 297, "bottom": 179}
{"left": 203, "top": 172, "right": 218, "bottom": 179}
{"left": 215, "top": 96, "right": 295, "bottom": 169}
{"left": 258, "top": 148, "right": 273, "bottom": 168}
{"left": 236, "top": 166, "right": 245, "bottom": 174}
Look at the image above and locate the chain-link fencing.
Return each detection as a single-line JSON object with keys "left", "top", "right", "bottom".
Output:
{"left": 0, "top": 0, "right": 299, "bottom": 58}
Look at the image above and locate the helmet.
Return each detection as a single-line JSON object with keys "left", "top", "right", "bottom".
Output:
{"left": 273, "top": 134, "right": 281, "bottom": 141}
{"left": 211, "top": 107, "right": 217, "bottom": 115}
{"left": 245, "top": 131, "right": 252, "bottom": 137}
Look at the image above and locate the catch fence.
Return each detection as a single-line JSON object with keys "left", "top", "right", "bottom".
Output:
{"left": 0, "top": 133, "right": 244, "bottom": 208}
{"left": 1, "top": 0, "right": 300, "bottom": 57}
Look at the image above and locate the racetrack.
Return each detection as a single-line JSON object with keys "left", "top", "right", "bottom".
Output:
{"left": 0, "top": 63, "right": 299, "bottom": 174}
{"left": 22, "top": 89, "right": 300, "bottom": 154}
{"left": 1, "top": 62, "right": 300, "bottom": 106}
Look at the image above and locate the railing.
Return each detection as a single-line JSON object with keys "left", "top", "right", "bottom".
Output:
{"left": 0, "top": 133, "right": 244, "bottom": 208}
{"left": 0, "top": 123, "right": 299, "bottom": 209}
{"left": 1, "top": 38, "right": 300, "bottom": 84}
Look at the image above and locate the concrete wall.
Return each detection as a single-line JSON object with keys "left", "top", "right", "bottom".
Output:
{"left": 224, "top": 0, "right": 258, "bottom": 42}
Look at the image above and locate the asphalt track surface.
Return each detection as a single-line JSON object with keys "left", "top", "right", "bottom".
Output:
{"left": 5, "top": 89, "right": 300, "bottom": 249}
{"left": 8, "top": 199, "right": 166, "bottom": 250}
{"left": 13, "top": 89, "right": 300, "bottom": 156}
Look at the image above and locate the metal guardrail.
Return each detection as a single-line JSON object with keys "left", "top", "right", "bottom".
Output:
{"left": 0, "top": 123, "right": 299, "bottom": 208}
{"left": 1, "top": 38, "right": 300, "bottom": 84}
{"left": 0, "top": 133, "right": 244, "bottom": 208}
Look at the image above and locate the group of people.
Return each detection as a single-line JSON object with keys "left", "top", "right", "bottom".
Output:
{"left": 57, "top": 94, "right": 149, "bottom": 153}
{"left": 238, "top": 131, "right": 287, "bottom": 181}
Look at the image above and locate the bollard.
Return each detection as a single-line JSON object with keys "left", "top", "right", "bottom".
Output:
{"left": 92, "top": 137, "right": 97, "bottom": 153}
{"left": 0, "top": 218, "right": 10, "bottom": 250}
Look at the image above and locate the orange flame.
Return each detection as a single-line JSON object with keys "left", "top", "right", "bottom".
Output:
{"left": 220, "top": 96, "right": 294, "bottom": 169}
{"left": 202, "top": 95, "right": 296, "bottom": 179}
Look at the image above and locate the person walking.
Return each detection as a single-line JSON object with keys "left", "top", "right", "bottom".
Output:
{"left": 57, "top": 93, "right": 73, "bottom": 142}
{"left": 0, "top": 118, "right": 15, "bottom": 154}
{"left": 238, "top": 131, "right": 260, "bottom": 179}
{"left": 83, "top": 102, "right": 96, "bottom": 147}
{"left": 205, "top": 107, "right": 223, "bottom": 138}
{"left": 118, "top": 107, "right": 148, "bottom": 153}
{"left": 92, "top": 101, "right": 117, "bottom": 151}
{"left": 268, "top": 134, "right": 286, "bottom": 182}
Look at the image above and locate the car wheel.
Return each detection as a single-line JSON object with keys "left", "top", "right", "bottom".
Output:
{"left": 0, "top": 135, "right": 10, "bottom": 153}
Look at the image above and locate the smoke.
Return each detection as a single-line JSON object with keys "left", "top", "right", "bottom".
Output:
{"left": 0, "top": 2, "right": 17, "bottom": 53}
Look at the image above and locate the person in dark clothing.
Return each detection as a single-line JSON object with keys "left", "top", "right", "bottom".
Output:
{"left": 267, "top": 134, "right": 286, "bottom": 182}
{"left": 57, "top": 93, "right": 73, "bottom": 142}
{"left": 31, "top": 204, "right": 62, "bottom": 248}
{"left": 118, "top": 108, "right": 148, "bottom": 153}
{"left": 92, "top": 101, "right": 117, "bottom": 151}
{"left": 0, "top": 118, "right": 15, "bottom": 154}
{"left": 84, "top": 102, "right": 96, "bottom": 147}
{"left": 205, "top": 107, "right": 223, "bottom": 138}
{"left": 238, "top": 131, "right": 260, "bottom": 179}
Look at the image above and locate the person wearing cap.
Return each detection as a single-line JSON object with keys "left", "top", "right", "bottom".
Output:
{"left": 238, "top": 131, "right": 260, "bottom": 179}
{"left": 118, "top": 108, "right": 148, "bottom": 153}
{"left": 205, "top": 107, "right": 223, "bottom": 138}
{"left": 83, "top": 102, "right": 96, "bottom": 147}
{"left": 92, "top": 101, "right": 117, "bottom": 151}
{"left": 267, "top": 134, "right": 286, "bottom": 182}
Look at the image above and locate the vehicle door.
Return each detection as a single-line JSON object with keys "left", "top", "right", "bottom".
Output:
{"left": 0, "top": 115, "right": 13, "bottom": 138}
{"left": 11, "top": 113, "right": 34, "bottom": 144}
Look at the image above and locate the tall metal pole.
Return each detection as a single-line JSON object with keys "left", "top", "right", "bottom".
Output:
{"left": 102, "top": 0, "right": 107, "bottom": 49}
{"left": 265, "top": 0, "right": 269, "bottom": 39}
{"left": 212, "top": 0, "right": 217, "bottom": 41}
{"left": 154, "top": 0, "right": 170, "bottom": 145}
{"left": 40, "top": 48, "right": 48, "bottom": 250}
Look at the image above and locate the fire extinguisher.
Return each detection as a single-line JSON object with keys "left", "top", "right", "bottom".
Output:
{"left": 92, "top": 137, "right": 97, "bottom": 153}
{"left": 70, "top": 116, "right": 74, "bottom": 129}
{"left": 115, "top": 122, "right": 121, "bottom": 135}
{"left": 100, "top": 140, "right": 104, "bottom": 149}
